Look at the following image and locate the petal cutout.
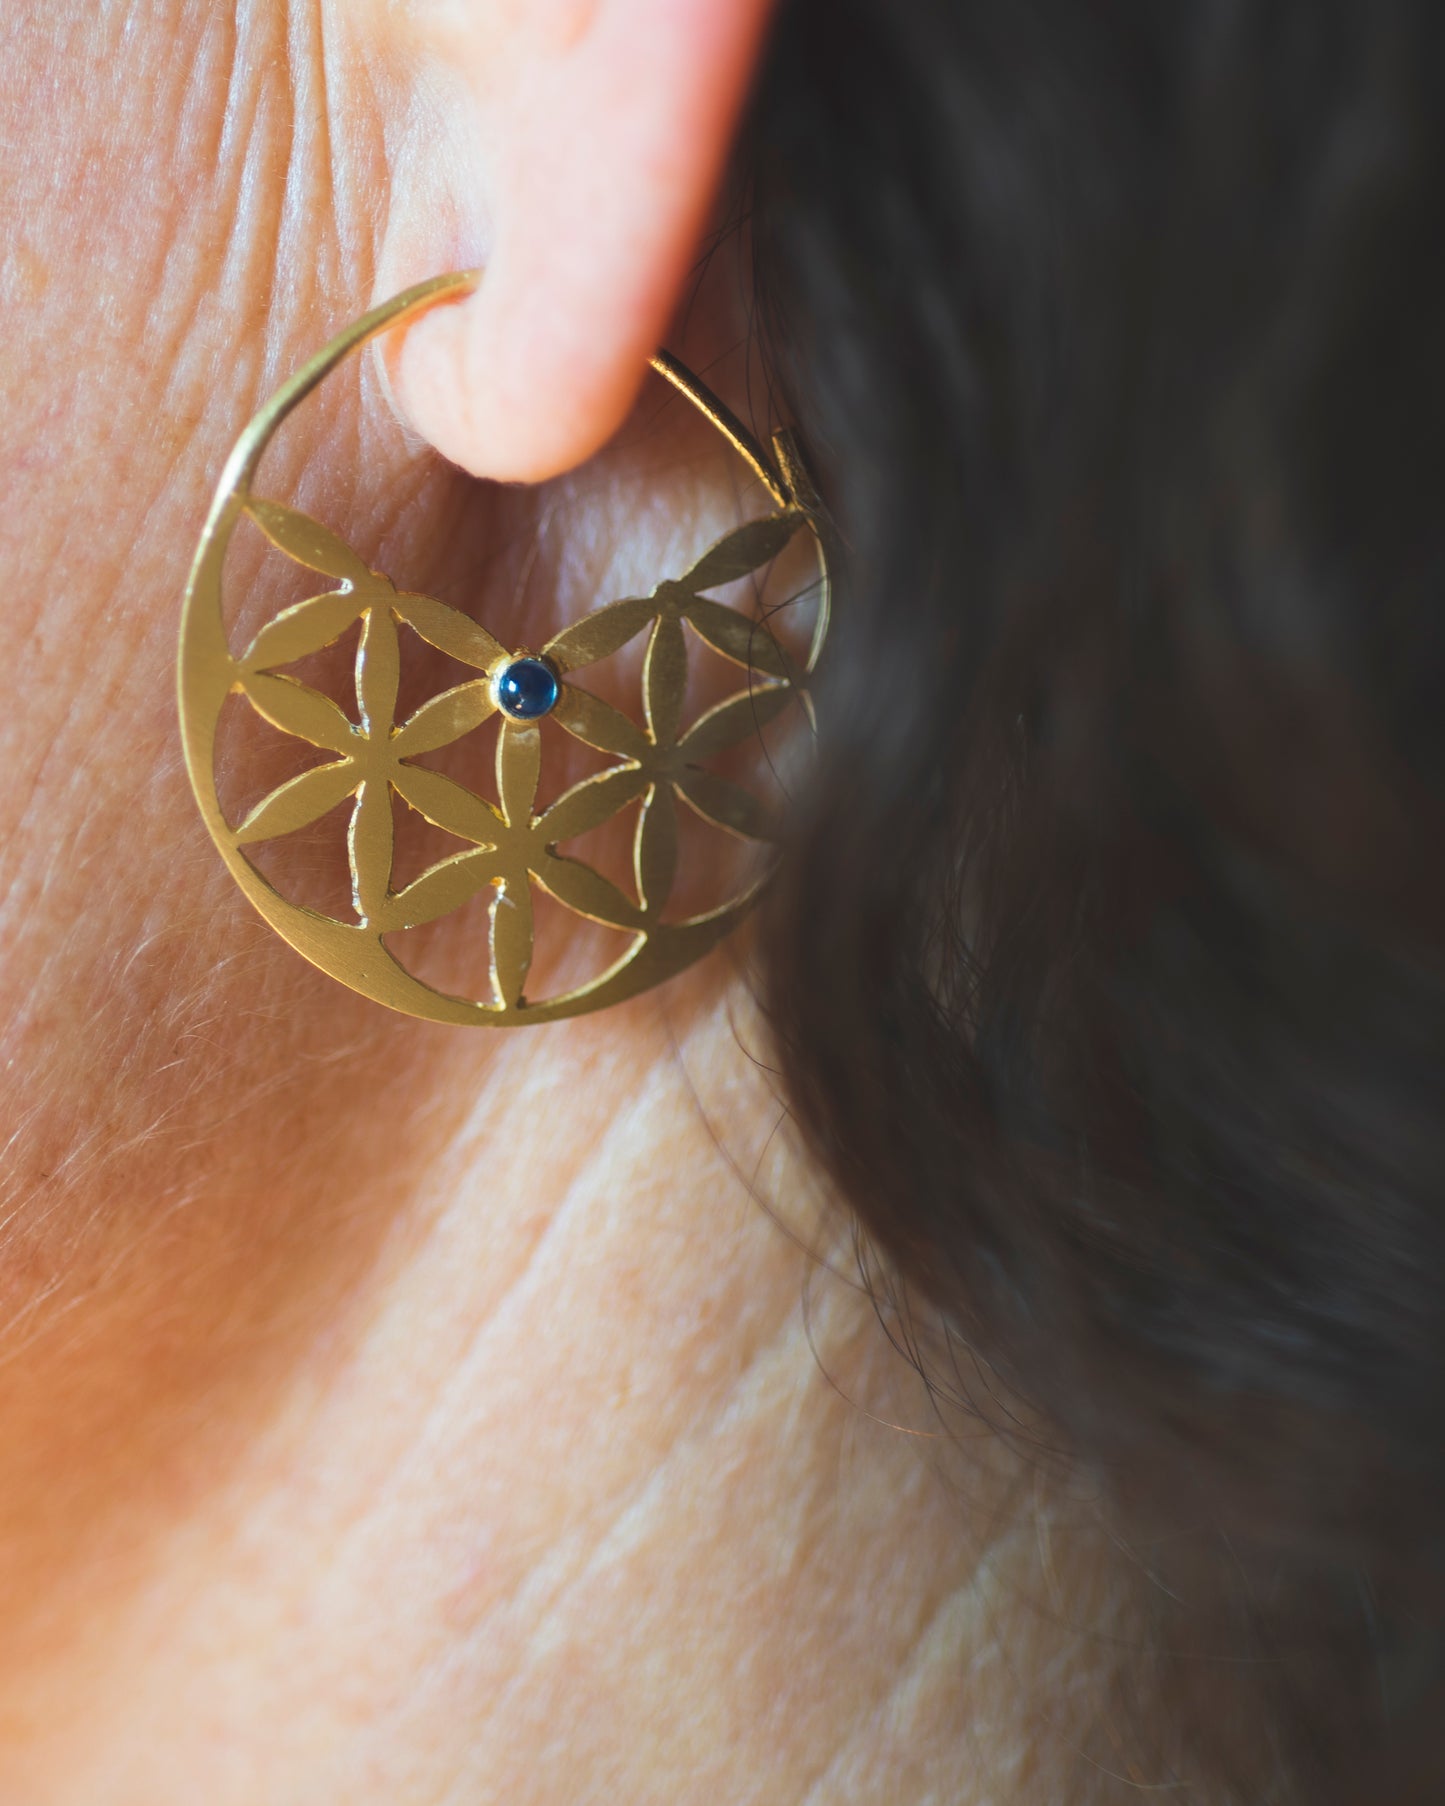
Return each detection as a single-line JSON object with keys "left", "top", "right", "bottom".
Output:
{"left": 536, "top": 765, "right": 649, "bottom": 845}
{"left": 348, "top": 778, "right": 395, "bottom": 925}
{"left": 392, "top": 762, "right": 500, "bottom": 845}
{"left": 243, "top": 671, "right": 357, "bottom": 754}
{"left": 243, "top": 591, "right": 365, "bottom": 672}
{"left": 683, "top": 598, "right": 791, "bottom": 681}
{"left": 675, "top": 511, "right": 803, "bottom": 594}
{"left": 634, "top": 783, "right": 677, "bottom": 917}
{"left": 534, "top": 852, "right": 643, "bottom": 930}
{"left": 677, "top": 683, "right": 792, "bottom": 763}
{"left": 643, "top": 612, "right": 688, "bottom": 749}
{"left": 393, "top": 593, "right": 507, "bottom": 671}
{"left": 233, "top": 759, "right": 359, "bottom": 846}
{"left": 385, "top": 847, "right": 499, "bottom": 931}
{"left": 490, "top": 874, "right": 534, "bottom": 1008}
{"left": 393, "top": 680, "right": 497, "bottom": 757}
{"left": 676, "top": 768, "right": 778, "bottom": 842}
{"left": 551, "top": 684, "right": 649, "bottom": 760}
{"left": 543, "top": 596, "right": 656, "bottom": 673}
{"left": 246, "top": 498, "right": 373, "bottom": 584}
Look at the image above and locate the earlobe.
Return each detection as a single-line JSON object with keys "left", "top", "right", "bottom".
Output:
{"left": 372, "top": 0, "right": 777, "bottom": 484}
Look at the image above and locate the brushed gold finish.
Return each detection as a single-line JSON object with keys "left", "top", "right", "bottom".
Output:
{"left": 178, "top": 273, "right": 830, "bottom": 1025}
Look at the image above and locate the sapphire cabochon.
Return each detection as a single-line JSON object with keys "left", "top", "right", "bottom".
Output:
{"left": 494, "top": 656, "right": 560, "bottom": 722}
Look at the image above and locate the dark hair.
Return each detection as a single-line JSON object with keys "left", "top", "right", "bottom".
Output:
{"left": 744, "top": 1, "right": 1445, "bottom": 1796}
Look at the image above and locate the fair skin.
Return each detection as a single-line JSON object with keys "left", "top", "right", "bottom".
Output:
{"left": 0, "top": 3, "right": 1197, "bottom": 1799}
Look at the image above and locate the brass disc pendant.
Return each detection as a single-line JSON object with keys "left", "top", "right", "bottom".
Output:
{"left": 177, "top": 273, "right": 830, "bottom": 1026}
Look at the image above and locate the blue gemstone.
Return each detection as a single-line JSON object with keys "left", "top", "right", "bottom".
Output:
{"left": 495, "top": 656, "right": 560, "bottom": 721}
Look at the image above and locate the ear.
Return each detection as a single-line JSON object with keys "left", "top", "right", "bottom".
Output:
{"left": 372, "top": 0, "right": 776, "bottom": 484}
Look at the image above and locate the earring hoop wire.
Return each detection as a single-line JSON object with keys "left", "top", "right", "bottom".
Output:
{"left": 178, "top": 271, "right": 830, "bottom": 1026}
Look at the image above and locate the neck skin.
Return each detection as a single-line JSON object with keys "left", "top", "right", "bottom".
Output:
{"left": 0, "top": 7, "right": 1185, "bottom": 1800}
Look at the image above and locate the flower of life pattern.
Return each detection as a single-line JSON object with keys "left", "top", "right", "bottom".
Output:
{"left": 211, "top": 496, "right": 814, "bottom": 1019}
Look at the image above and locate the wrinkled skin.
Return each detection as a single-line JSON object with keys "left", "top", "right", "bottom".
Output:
{"left": 0, "top": 6, "right": 1173, "bottom": 1801}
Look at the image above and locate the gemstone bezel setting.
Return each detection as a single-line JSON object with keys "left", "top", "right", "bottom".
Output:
{"left": 491, "top": 654, "right": 560, "bottom": 722}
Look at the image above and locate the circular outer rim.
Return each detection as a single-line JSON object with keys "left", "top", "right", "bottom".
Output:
{"left": 177, "top": 272, "right": 831, "bottom": 1027}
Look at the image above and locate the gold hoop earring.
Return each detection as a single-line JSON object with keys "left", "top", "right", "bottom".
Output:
{"left": 178, "top": 272, "right": 830, "bottom": 1026}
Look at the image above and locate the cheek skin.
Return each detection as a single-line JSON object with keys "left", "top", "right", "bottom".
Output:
{"left": 0, "top": 0, "right": 425, "bottom": 1642}
{"left": 0, "top": 0, "right": 528, "bottom": 1517}
{"left": 0, "top": 7, "right": 1172, "bottom": 1801}
{"left": 0, "top": 0, "right": 581, "bottom": 1658}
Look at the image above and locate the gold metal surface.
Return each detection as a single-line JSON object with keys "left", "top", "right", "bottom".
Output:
{"left": 178, "top": 272, "right": 830, "bottom": 1025}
